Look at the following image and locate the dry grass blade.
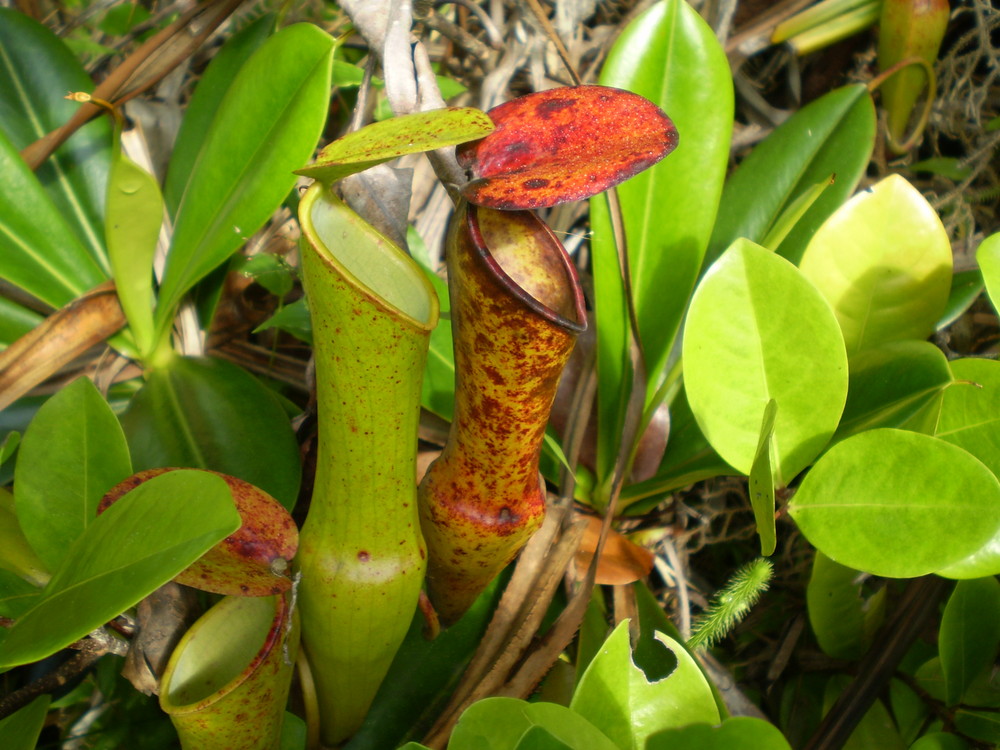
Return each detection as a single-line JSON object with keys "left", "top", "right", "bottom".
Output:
{"left": 421, "top": 502, "right": 587, "bottom": 748}
{"left": 21, "top": 0, "right": 244, "bottom": 170}
{"left": 0, "top": 281, "right": 126, "bottom": 411}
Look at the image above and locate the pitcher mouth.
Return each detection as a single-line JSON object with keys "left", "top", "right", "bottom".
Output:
{"left": 466, "top": 203, "right": 587, "bottom": 335}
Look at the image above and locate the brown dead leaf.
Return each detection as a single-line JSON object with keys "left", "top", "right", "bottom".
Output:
{"left": 572, "top": 513, "right": 655, "bottom": 585}
{"left": 0, "top": 281, "right": 126, "bottom": 411}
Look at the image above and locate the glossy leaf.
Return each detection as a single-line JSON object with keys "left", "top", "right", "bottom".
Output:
{"left": 707, "top": 84, "right": 875, "bottom": 268}
{"left": 976, "top": 233, "right": 1000, "bottom": 312}
{"left": 0, "top": 8, "right": 112, "bottom": 268}
{"left": 0, "top": 470, "right": 240, "bottom": 668}
{"left": 806, "top": 551, "right": 884, "bottom": 660}
{"left": 449, "top": 698, "right": 618, "bottom": 750}
{"left": 570, "top": 621, "right": 719, "bottom": 749}
{"left": 106, "top": 143, "right": 160, "bottom": 356}
{"left": 799, "top": 175, "right": 952, "bottom": 356}
{"left": 683, "top": 239, "right": 848, "bottom": 485}
{"left": 0, "top": 128, "right": 107, "bottom": 308}
{"left": 457, "top": 86, "right": 677, "bottom": 210}
{"left": 939, "top": 577, "right": 1000, "bottom": 706}
{"left": 834, "top": 340, "right": 952, "bottom": 442}
{"left": 749, "top": 399, "right": 778, "bottom": 555}
{"left": 935, "top": 358, "right": 1000, "bottom": 476}
{"left": 298, "top": 107, "right": 494, "bottom": 185}
{"left": 789, "top": 429, "right": 1000, "bottom": 577}
{"left": 14, "top": 377, "right": 132, "bottom": 571}
{"left": 120, "top": 355, "right": 301, "bottom": 511}
{"left": 0, "top": 695, "right": 50, "bottom": 750}
{"left": 154, "top": 23, "right": 334, "bottom": 344}
{"left": 934, "top": 360, "right": 1000, "bottom": 578}
{"left": 646, "top": 717, "right": 792, "bottom": 750}
{"left": 938, "top": 269, "right": 983, "bottom": 330}
{"left": 590, "top": 0, "right": 733, "bottom": 482}
{"left": 164, "top": 14, "right": 275, "bottom": 215}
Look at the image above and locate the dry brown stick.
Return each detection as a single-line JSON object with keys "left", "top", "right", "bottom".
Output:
{"left": 21, "top": 0, "right": 244, "bottom": 170}
{"left": 0, "top": 281, "right": 126, "bottom": 412}
{"left": 803, "top": 576, "right": 950, "bottom": 750}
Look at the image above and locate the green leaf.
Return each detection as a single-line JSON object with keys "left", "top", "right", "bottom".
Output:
{"left": 14, "top": 377, "right": 132, "bottom": 571}
{"left": 0, "top": 469, "right": 240, "bottom": 668}
{"left": 0, "top": 568, "right": 42, "bottom": 619}
{"left": 106, "top": 144, "right": 161, "bottom": 357}
{"left": 120, "top": 355, "right": 301, "bottom": 511}
{"left": 0, "top": 127, "right": 107, "bottom": 308}
{"left": 749, "top": 399, "right": 778, "bottom": 555}
{"left": 0, "top": 695, "right": 50, "bottom": 750}
{"left": 254, "top": 298, "right": 313, "bottom": 345}
{"left": 937, "top": 269, "right": 983, "bottom": 330}
{"left": 909, "top": 733, "right": 972, "bottom": 750}
{"left": 512, "top": 726, "right": 574, "bottom": 750}
{"left": 590, "top": 0, "right": 733, "bottom": 481}
{"left": 824, "top": 675, "right": 905, "bottom": 750}
{"left": 297, "top": 107, "right": 494, "bottom": 185}
{"left": 164, "top": 14, "right": 275, "bottom": 216}
{"left": 0, "top": 487, "right": 48, "bottom": 588}
{"left": 834, "top": 340, "right": 952, "bottom": 442}
{"left": 953, "top": 710, "right": 1000, "bottom": 744}
{"left": 449, "top": 698, "right": 618, "bottom": 750}
{"left": 706, "top": 84, "right": 875, "bottom": 268}
{"left": 0, "top": 297, "right": 43, "bottom": 348}
{"left": 976, "top": 233, "right": 1000, "bottom": 313}
{"left": 570, "top": 621, "right": 719, "bottom": 750}
{"left": 0, "top": 8, "right": 112, "bottom": 269}
{"left": 933, "top": 358, "right": 1000, "bottom": 579}
{"left": 789, "top": 429, "right": 1000, "bottom": 577}
{"left": 806, "top": 551, "right": 884, "bottom": 660}
{"left": 935, "top": 358, "right": 1000, "bottom": 476}
{"left": 342, "top": 578, "right": 502, "bottom": 750}
{"left": 646, "top": 717, "right": 793, "bottom": 750}
{"left": 154, "top": 23, "right": 335, "bottom": 344}
{"left": 910, "top": 157, "right": 974, "bottom": 181}
{"left": 939, "top": 577, "right": 1000, "bottom": 706}
{"left": 682, "top": 239, "right": 848, "bottom": 485}
{"left": 799, "top": 175, "right": 953, "bottom": 356}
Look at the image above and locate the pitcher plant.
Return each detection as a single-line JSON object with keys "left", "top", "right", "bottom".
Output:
{"left": 296, "top": 183, "right": 440, "bottom": 745}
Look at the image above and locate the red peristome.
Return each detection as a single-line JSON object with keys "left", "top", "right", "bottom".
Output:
{"left": 457, "top": 85, "right": 678, "bottom": 209}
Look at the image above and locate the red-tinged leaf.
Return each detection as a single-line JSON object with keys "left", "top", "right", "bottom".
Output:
{"left": 457, "top": 85, "right": 678, "bottom": 210}
{"left": 100, "top": 468, "right": 298, "bottom": 596}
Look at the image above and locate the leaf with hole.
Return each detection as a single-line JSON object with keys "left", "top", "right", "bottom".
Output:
{"left": 570, "top": 620, "right": 719, "bottom": 750}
